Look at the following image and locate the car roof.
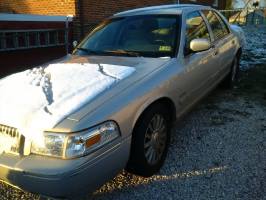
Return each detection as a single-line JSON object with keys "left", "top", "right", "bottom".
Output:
{"left": 114, "top": 4, "right": 210, "bottom": 17}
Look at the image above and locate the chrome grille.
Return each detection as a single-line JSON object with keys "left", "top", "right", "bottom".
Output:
{"left": 0, "top": 124, "right": 22, "bottom": 154}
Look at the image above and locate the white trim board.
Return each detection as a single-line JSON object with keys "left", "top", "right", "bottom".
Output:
{"left": 0, "top": 13, "right": 73, "bottom": 22}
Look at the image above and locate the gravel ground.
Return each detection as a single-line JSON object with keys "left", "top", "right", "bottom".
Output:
{"left": 0, "top": 26, "right": 265, "bottom": 200}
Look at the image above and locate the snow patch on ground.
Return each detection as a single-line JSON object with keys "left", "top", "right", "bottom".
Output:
{"left": 240, "top": 26, "right": 266, "bottom": 70}
{"left": 0, "top": 63, "right": 135, "bottom": 139}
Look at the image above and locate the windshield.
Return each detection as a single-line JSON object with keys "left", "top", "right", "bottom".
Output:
{"left": 75, "top": 15, "right": 180, "bottom": 58}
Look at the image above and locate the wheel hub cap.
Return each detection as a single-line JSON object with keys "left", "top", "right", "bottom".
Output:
{"left": 144, "top": 114, "right": 167, "bottom": 165}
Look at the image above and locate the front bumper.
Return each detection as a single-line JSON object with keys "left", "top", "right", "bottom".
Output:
{"left": 0, "top": 137, "right": 131, "bottom": 199}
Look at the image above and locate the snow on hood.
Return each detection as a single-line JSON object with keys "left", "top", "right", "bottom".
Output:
{"left": 0, "top": 63, "right": 135, "bottom": 139}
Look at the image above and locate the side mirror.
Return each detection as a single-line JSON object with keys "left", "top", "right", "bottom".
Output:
{"left": 73, "top": 40, "right": 78, "bottom": 48}
{"left": 190, "top": 38, "right": 211, "bottom": 52}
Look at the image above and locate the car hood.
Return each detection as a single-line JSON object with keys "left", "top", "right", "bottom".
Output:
{"left": 0, "top": 55, "right": 170, "bottom": 138}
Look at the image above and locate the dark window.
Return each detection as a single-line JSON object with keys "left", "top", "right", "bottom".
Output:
{"left": 78, "top": 15, "right": 180, "bottom": 58}
{"left": 17, "top": 32, "right": 26, "bottom": 47}
{"left": 0, "top": 29, "right": 65, "bottom": 51}
{"left": 202, "top": 10, "right": 229, "bottom": 41}
{"left": 216, "top": 13, "right": 230, "bottom": 35}
{"left": 39, "top": 32, "right": 46, "bottom": 45}
{"left": 58, "top": 30, "right": 65, "bottom": 44}
{"left": 5, "top": 33, "right": 15, "bottom": 49}
{"left": 185, "top": 11, "right": 210, "bottom": 55}
{"left": 49, "top": 31, "right": 57, "bottom": 45}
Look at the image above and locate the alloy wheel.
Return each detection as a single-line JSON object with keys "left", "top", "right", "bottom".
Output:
{"left": 144, "top": 114, "right": 167, "bottom": 165}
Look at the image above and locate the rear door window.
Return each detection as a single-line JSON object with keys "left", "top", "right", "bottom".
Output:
{"left": 216, "top": 13, "right": 230, "bottom": 35}
{"left": 202, "top": 10, "right": 229, "bottom": 41}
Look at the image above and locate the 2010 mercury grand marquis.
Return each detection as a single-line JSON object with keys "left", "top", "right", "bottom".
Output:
{"left": 0, "top": 4, "right": 244, "bottom": 199}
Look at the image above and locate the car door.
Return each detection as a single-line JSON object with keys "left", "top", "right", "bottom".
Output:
{"left": 181, "top": 11, "right": 219, "bottom": 105}
{"left": 202, "top": 10, "right": 235, "bottom": 81}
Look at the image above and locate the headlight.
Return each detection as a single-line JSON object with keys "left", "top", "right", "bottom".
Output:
{"left": 31, "top": 121, "right": 120, "bottom": 159}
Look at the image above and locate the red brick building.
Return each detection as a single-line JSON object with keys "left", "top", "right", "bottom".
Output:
{"left": 1, "top": 0, "right": 227, "bottom": 40}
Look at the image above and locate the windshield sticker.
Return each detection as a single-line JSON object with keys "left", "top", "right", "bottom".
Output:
{"left": 159, "top": 46, "right": 172, "bottom": 52}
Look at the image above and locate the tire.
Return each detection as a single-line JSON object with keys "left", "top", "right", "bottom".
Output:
{"left": 221, "top": 55, "right": 240, "bottom": 89}
{"left": 126, "top": 104, "right": 171, "bottom": 177}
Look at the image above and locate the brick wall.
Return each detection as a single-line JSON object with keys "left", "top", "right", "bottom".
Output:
{"left": 0, "top": 0, "right": 226, "bottom": 17}
{"left": 79, "top": 0, "right": 174, "bottom": 37}
{"left": 82, "top": 0, "right": 172, "bottom": 22}
{"left": 1, "top": 0, "right": 228, "bottom": 40}
{"left": 0, "top": 0, "right": 76, "bottom": 16}
{"left": 0, "top": 0, "right": 80, "bottom": 42}
{"left": 78, "top": 0, "right": 227, "bottom": 39}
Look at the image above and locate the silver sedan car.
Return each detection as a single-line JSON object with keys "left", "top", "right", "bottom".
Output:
{"left": 0, "top": 4, "right": 242, "bottom": 199}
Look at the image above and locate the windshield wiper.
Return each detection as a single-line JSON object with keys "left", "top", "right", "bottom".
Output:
{"left": 77, "top": 48, "right": 141, "bottom": 57}
{"left": 104, "top": 49, "right": 140, "bottom": 57}
{"left": 76, "top": 47, "right": 103, "bottom": 55}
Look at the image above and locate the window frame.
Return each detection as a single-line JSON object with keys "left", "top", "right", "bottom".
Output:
{"left": 77, "top": 14, "right": 182, "bottom": 58}
{"left": 200, "top": 9, "right": 230, "bottom": 43}
{"left": 183, "top": 10, "right": 211, "bottom": 56}
{"left": 213, "top": 11, "right": 231, "bottom": 36}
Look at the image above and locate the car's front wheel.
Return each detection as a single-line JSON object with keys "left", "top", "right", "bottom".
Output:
{"left": 126, "top": 104, "right": 171, "bottom": 177}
